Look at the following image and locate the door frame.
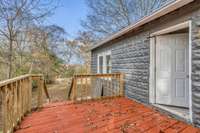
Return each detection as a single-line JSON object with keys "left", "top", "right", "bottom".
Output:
{"left": 149, "top": 20, "right": 192, "bottom": 122}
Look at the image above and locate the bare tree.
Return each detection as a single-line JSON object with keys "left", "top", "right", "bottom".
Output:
{"left": 26, "top": 25, "right": 74, "bottom": 80}
{"left": 0, "top": 0, "right": 58, "bottom": 78}
{"left": 129, "top": 0, "right": 173, "bottom": 21}
{"left": 75, "top": 31, "right": 94, "bottom": 67}
{"left": 82, "top": 0, "right": 173, "bottom": 38}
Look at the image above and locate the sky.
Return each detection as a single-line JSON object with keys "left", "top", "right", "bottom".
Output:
{"left": 46, "top": 0, "right": 88, "bottom": 39}
{"left": 45, "top": 0, "right": 88, "bottom": 64}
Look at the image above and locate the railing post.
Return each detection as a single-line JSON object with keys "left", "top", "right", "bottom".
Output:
{"left": 17, "top": 80, "right": 21, "bottom": 123}
{"left": 120, "top": 73, "right": 124, "bottom": 96}
{"left": 2, "top": 86, "right": 8, "bottom": 133}
{"left": 72, "top": 76, "right": 77, "bottom": 101}
{"left": 28, "top": 77, "right": 32, "bottom": 112}
{"left": 37, "top": 76, "right": 43, "bottom": 108}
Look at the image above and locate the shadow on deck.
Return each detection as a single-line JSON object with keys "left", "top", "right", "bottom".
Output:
{"left": 15, "top": 97, "right": 200, "bottom": 133}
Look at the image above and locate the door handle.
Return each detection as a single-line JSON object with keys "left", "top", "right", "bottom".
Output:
{"left": 186, "top": 75, "right": 189, "bottom": 78}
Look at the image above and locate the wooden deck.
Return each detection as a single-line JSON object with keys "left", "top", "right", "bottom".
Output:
{"left": 15, "top": 97, "right": 200, "bottom": 133}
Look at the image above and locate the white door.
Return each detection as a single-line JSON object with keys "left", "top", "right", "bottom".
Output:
{"left": 156, "top": 34, "right": 189, "bottom": 107}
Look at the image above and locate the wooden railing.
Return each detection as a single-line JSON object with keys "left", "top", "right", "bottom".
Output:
{"left": 0, "top": 74, "right": 49, "bottom": 133}
{"left": 69, "top": 73, "right": 124, "bottom": 101}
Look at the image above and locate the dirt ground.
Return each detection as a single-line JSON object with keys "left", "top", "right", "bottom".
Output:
{"left": 32, "top": 78, "right": 72, "bottom": 109}
{"left": 47, "top": 78, "right": 72, "bottom": 102}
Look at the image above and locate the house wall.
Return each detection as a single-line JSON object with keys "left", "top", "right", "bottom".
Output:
{"left": 191, "top": 17, "right": 200, "bottom": 127}
{"left": 91, "top": 0, "right": 200, "bottom": 126}
{"left": 112, "top": 32, "right": 150, "bottom": 103}
{"left": 91, "top": 32, "right": 150, "bottom": 103}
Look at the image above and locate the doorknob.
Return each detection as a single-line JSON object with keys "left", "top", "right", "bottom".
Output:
{"left": 186, "top": 75, "right": 189, "bottom": 78}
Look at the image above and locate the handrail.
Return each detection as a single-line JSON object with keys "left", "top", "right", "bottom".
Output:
{"left": 0, "top": 74, "right": 43, "bottom": 88}
{"left": 73, "top": 73, "right": 122, "bottom": 77}
{"left": 0, "top": 74, "right": 48, "bottom": 133}
{"left": 69, "top": 73, "right": 124, "bottom": 102}
{"left": 0, "top": 74, "right": 30, "bottom": 88}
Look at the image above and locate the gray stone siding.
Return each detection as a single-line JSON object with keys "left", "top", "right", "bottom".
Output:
{"left": 111, "top": 33, "right": 150, "bottom": 103}
{"left": 192, "top": 17, "right": 200, "bottom": 127}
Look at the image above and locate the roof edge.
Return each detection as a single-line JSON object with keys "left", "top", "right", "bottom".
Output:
{"left": 90, "top": 0, "right": 194, "bottom": 51}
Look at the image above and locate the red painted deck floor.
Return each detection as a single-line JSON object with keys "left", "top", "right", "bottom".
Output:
{"left": 15, "top": 97, "right": 200, "bottom": 133}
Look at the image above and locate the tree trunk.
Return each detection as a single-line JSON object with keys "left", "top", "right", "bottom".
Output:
{"left": 8, "top": 40, "right": 13, "bottom": 79}
{"left": 28, "top": 62, "right": 33, "bottom": 74}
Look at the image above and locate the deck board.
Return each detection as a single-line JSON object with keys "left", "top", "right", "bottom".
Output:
{"left": 15, "top": 98, "right": 200, "bottom": 133}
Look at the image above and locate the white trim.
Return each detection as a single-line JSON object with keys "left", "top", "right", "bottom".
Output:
{"left": 97, "top": 53, "right": 104, "bottom": 74}
{"left": 151, "top": 21, "right": 190, "bottom": 36}
{"left": 91, "top": 0, "right": 194, "bottom": 50}
{"left": 149, "top": 37, "right": 156, "bottom": 103}
{"left": 149, "top": 21, "right": 192, "bottom": 122}
{"left": 97, "top": 50, "right": 111, "bottom": 74}
{"left": 189, "top": 20, "right": 193, "bottom": 123}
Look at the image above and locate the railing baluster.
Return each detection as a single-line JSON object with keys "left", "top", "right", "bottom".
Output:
{"left": 73, "top": 77, "right": 77, "bottom": 101}
{"left": 115, "top": 75, "right": 116, "bottom": 95}
{"left": 28, "top": 77, "right": 32, "bottom": 112}
{"left": 19, "top": 80, "right": 22, "bottom": 122}
{"left": 108, "top": 76, "right": 111, "bottom": 96}
{"left": 80, "top": 76, "right": 83, "bottom": 101}
{"left": 38, "top": 77, "right": 43, "bottom": 108}
{"left": 89, "top": 76, "right": 92, "bottom": 100}
{"left": 13, "top": 82, "right": 17, "bottom": 127}
{"left": 91, "top": 76, "right": 94, "bottom": 99}
{"left": 10, "top": 83, "right": 14, "bottom": 131}
{"left": 17, "top": 80, "right": 21, "bottom": 123}
{"left": 111, "top": 75, "right": 113, "bottom": 97}
{"left": 120, "top": 73, "right": 124, "bottom": 96}
{"left": 85, "top": 77, "right": 88, "bottom": 100}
